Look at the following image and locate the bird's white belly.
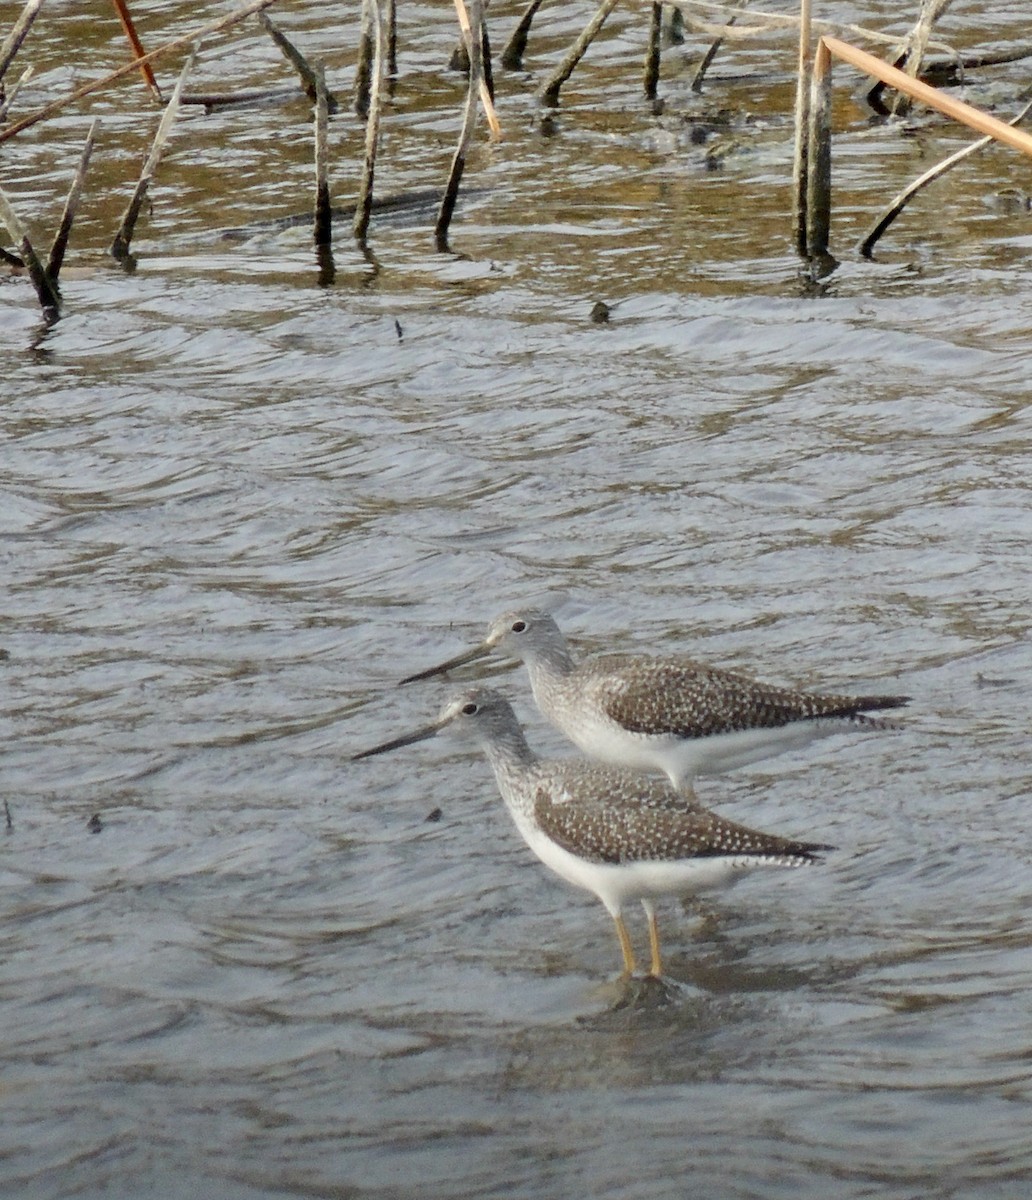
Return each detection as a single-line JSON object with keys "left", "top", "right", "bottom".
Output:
{"left": 562, "top": 714, "right": 849, "bottom": 784}
{"left": 514, "top": 817, "right": 793, "bottom": 916}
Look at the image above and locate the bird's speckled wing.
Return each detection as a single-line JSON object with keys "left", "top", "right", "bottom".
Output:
{"left": 532, "top": 760, "right": 703, "bottom": 813}
{"left": 588, "top": 654, "right": 908, "bottom": 739}
{"left": 531, "top": 776, "right": 829, "bottom": 866}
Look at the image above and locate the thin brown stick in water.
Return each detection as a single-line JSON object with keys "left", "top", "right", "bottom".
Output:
{"left": 791, "top": 0, "right": 812, "bottom": 254}
{"left": 0, "top": 185, "right": 61, "bottom": 314}
{"left": 48, "top": 118, "right": 98, "bottom": 281}
{"left": 501, "top": 0, "right": 545, "bottom": 71}
{"left": 0, "top": 0, "right": 277, "bottom": 146}
{"left": 387, "top": 0, "right": 398, "bottom": 76}
{"left": 644, "top": 2, "right": 661, "bottom": 101}
{"left": 355, "top": 0, "right": 374, "bottom": 117}
{"left": 452, "top": 0, "right": 501, "bottom": 136}
{"left": 690, "top": 0, "right": 747, "bottom": 93}
{"left": 354, "top": 0, "right": 385, "bottom": 243}
{"left": 258, "top": 12, "right": 338, "bottom": 112}
{"left": 314, "top": 66, "right": 331, "bottom": 247}
{"left": 824, "top": 35, "right": 1032, "bottom": 156}
{"left": 111, "top": 0, "right": 163, "bottom": 102}
{"left": 803, "top": 33, "right": 831, "bottom": 259}
{"left": 889, "top": 0, "right": 954, "bottom": 118}
{"left": 436, "top": 0, "right": 483, "bottom": 250}
{"left": 0, "top": 0, "right": 44, "bottom": 90}
{"left": 538, "top": 0, "right": 620, "bottom": 107}
{"left": 180, "top": 86, "right": 301, "bottom": 110}
{"left": 860, "top": 94, "right": 1032, "bottom": 257}
{"left": 922, "top": 45, "right": 1032, "bottom": 85}
{"left": 675, "top": 1, "right": 951, "bottom": 55}
{"left": 0, "top": 64, "right": 34, "bottom": 125}
{"left": 111, "top": 44, "right": 197, "bottom": 260}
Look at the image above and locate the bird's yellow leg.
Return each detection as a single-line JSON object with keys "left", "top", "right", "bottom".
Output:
{"left": 613, "top": 913, "right": 637, "bottom": 976}
{"left": 644, "top": 902, "right": 663, "bottom": 979}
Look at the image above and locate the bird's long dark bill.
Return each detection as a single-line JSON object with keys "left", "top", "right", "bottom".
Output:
{"left": 351, "top": 721, "right": 442, "bottom": 760}
{"left": 398, "top": 642, "right": 491, "bottom": 685}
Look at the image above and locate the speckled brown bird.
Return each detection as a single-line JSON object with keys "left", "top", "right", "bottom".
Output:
{"left": 352, "top": 687, "right": 832, "bottom": 978}
{"left": 400, "top": 609, "right": 908, "bottom": 789}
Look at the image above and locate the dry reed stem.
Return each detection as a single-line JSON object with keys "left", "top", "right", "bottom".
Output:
{"left": 48, "top": 117, "right": 97, "bottom": 280}
{"left": 354, "top": 0, "right": 384, "bottom": 242}
{"left": 355, "top": 0, "right": 374, "bottom": 117}
{"left": 111, "top": 0, "right": 163, "bottom": 102}
{"left": 387, "top": 0, "right": 398, "bottom": 76}
{"left": 803, "top": 33, "right": 831, "bottom": 259}
{"left": 0, "top": 65, "right": 33, "bottom": 124}
{"left": 179, "top": 86, "right": 300, "bottom": 110}
{"left": 669, "top": 1, "right": 952, "bottom": 55}
{"left": 436, "top": 0, "right": 484, "bottom": 249}
{"left": 314, "top": 65, "right": 331, "bottom": 246}
{"left": 452, "top": 0, "right": 501, "bottom": 137}
{"left": 889, "top": 0, "right": 954, "bottom": 117}
{"left": 823, "top": 36, "right": 1032, "bottom": 157}
{"left": 259, "top": 12, "right": 338, "bottom": 112}
{"left": 860, "top": 94, "right": 1032, "bottom": 257}
{"left": 690, "top": 0, "right": 746, "bottom": 93}
{"left": 644, "top": 2, "right": 662, "bottom": 101}
{"left": 501, "top": 0, "right": 545, "bottom": 71}
{"left": 0, "top": 0, "right": 44, "bottom": 89}
{"left": 0, "top": 0, "right": 276, "bottom": 145}
{"left": 0, "top": 185, "right": 61, "bottom": 314}
{"left": 538, "top": 0, "right": 622, "bottom": 107}
{"left": 111, "top": 44, "right": 197, "bottom": 260}
{"left": 791, "top": 0, "right": 812, "bottom": 254}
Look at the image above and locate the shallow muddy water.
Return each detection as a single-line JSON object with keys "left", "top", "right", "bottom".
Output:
{"left": 3, "top": 2, "right": 1032, "bottom": 1197}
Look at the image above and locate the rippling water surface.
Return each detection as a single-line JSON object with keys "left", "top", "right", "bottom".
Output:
{"left": 3, "top": 2, "right": 1032, "bottom": 1197}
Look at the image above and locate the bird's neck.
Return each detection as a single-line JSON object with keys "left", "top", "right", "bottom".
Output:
{"left": 523, "top": 639, "right": 576, "bottom": 686}
{"left": 480, "top": 726, "right": 538, "bottom": 800}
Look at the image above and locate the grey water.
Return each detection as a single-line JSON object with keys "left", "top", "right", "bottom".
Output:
{"left": 3, "top": 2, "right": 1032, "bottom": 1197}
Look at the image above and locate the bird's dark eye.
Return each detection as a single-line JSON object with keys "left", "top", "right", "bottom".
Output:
{"left": 511, "top": 620, "right": 527, "bottom": 633}
{"left": 461, "top": 702, "right": 479, "bottom": 716}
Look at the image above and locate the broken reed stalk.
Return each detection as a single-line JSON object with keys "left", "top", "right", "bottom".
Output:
{"left": 0, "top": 185, "right": 61, "bottom": 314}
{"left": 689, "top": 3, "right": 744, "bottom": 94}
{"left": 355, "top": 0, "right": 374, "bottom": 117}
{"left": 0, "top": 0, "right": 44, "bottom": 89}
{"left": 824, "top": 36, "right": 1032, "bottom": 156}
{"left": 803, "top": 32, "right": 831, "bottom": 259}
{"left": 791, "top": 0, "right": 812, "bottom": 255}
{"left": 258, "top": 12, "right": 338, "bottom": 112}
{"left": 111, "top": 44, "right": 198, "bottom": 260}
{"left": 179, "top": 86, "right": 300, "bottom": 110}
{"left": 314, "top": 66, "right": 331, "bottom": 246}
{"left": 803, "top": 35, "right": 1032, "bottom": 260}
{"left": 889, "top": 0, "right": 954, "bottom": 118}
{"left": 387, "top": 0, "right": 398, "bottom": 76}
{"left": 860, "top": 93, "right": 1032, "bottom": 257}
{"left": 0, "top": 0, "right": 276, "bottom": 146}
{"left": 353, "top": 0, "right": 385, "bottom": 243}
{"left": 111, "top": 0, "right": 163, "bottom": 102}
{"left": 675, "top": 2, "right": 949, "bottom": 57}
{"left": 644, "top": 2, "right": 662, "bottom": 101}
{"left": 0, "top": 64, "right": 34, "bottom": 125}
{"left": 500, "top": 0, "right": 545, "bottom": 71}
{"left": 47, "top": 117, "right": 98, "bottom": 280}
{"left": 436, "top": 0, "right": 484, "bottom": 250}
{"left": 452, "top": 0, "right": 501, "bottom": 137}
{"left": 538, "top": 0, "right": 621, "bottom": 107}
